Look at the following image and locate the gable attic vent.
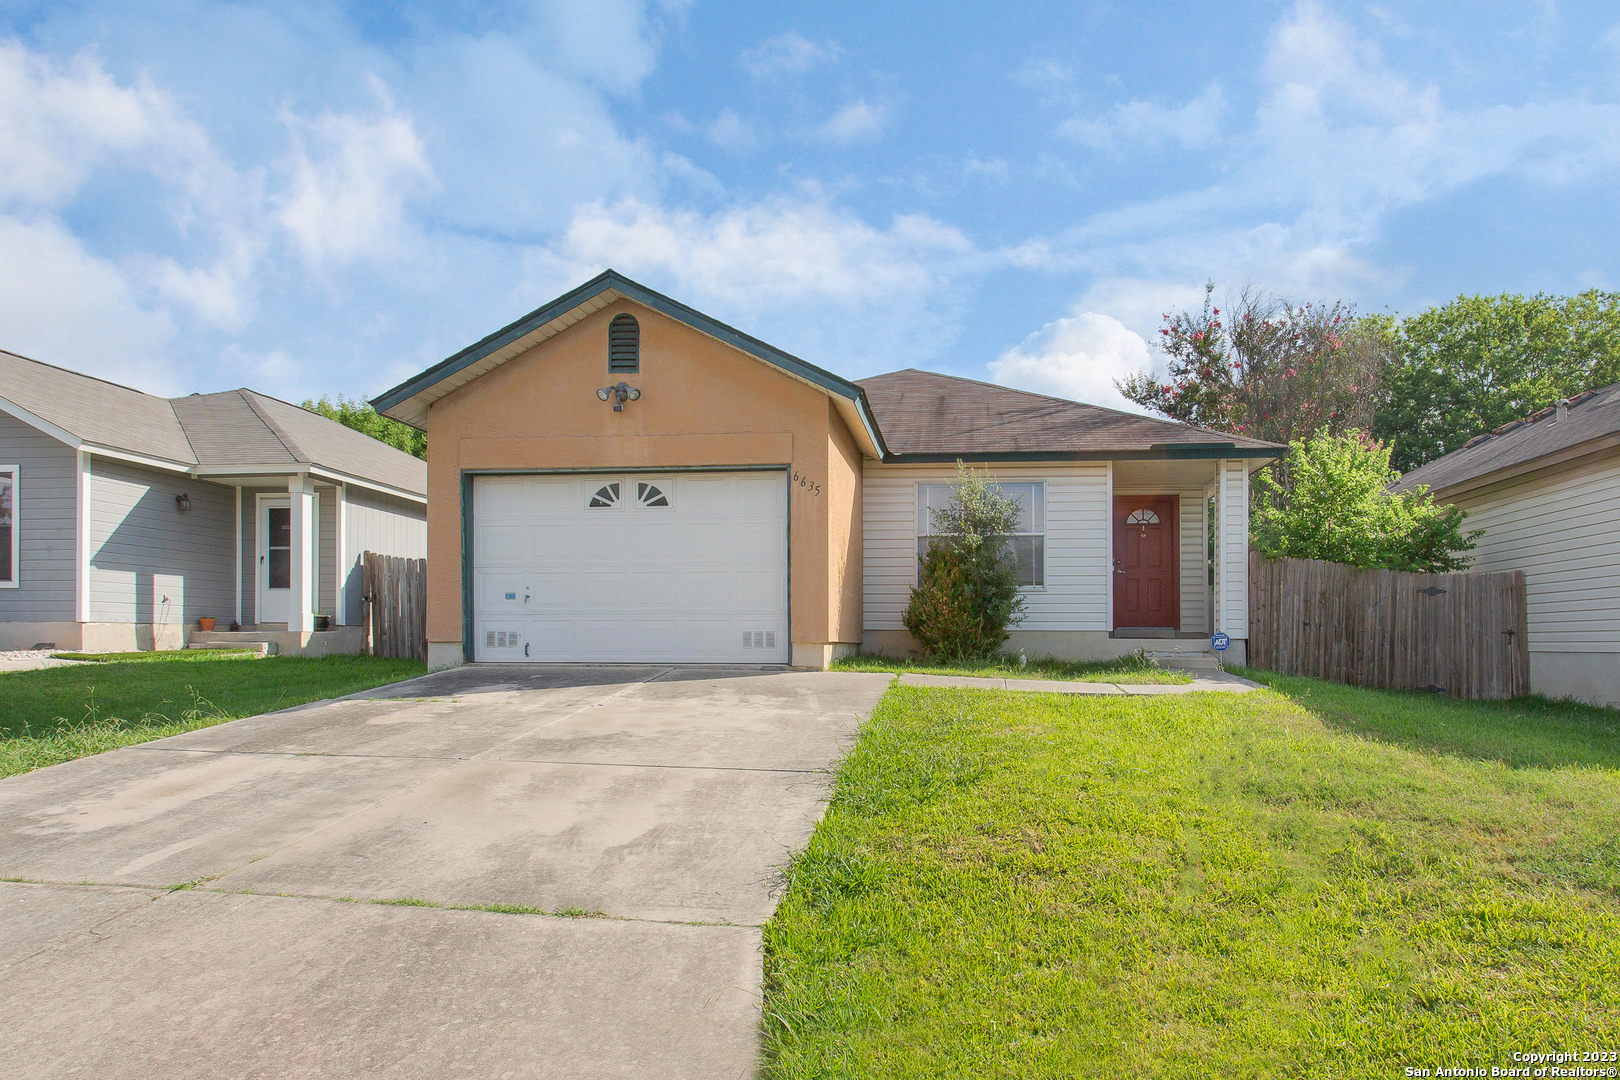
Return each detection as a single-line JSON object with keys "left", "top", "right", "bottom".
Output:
{"left": 608, "top": 313, "right": 640, "bottom": 374}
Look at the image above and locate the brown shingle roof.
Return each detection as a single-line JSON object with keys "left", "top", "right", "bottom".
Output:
{"left": 0, "top": 349, "right": 425, "bottom": 496}
{"left": 855, "top": 370, "right": 1283, "bottom": 459}
{"left": 1392, "top": 380, "right": 1620, "bottom": 495}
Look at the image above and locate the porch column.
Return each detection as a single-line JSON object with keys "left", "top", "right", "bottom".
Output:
{"left": 1212, "top": 459, "right": 1249, "bottom": 663}
{"left": 288, "top": 474, "right": 316, "bottom": 632}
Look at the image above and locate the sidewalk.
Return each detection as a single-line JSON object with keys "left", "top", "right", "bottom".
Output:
{"left": 895, "top": 670, "right": 1260, "bottom": 695}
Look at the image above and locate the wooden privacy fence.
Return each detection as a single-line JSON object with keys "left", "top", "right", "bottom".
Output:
{"left": 1249, "top": 554, "right": 1529, "bottom": 699}
{"left": 361, "top": 552, "right": 426, "bottom": 662}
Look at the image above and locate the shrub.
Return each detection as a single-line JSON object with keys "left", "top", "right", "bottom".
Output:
{"left": 903, "top": 463, "right": 1027, "bottom": 659}
{"left": 1253, "top": 429, "right": 1481, "bottom": 572}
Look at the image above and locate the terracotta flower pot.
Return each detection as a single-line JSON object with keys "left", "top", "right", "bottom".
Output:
{"left": 198, "top": 617, "right": 217, "bottom": 632}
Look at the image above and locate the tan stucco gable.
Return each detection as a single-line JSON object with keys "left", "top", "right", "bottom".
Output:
{"left": 422, "top": 297, "right": 865, "bottom": 666}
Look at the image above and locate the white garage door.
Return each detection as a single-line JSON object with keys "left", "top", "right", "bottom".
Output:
{"left": 472, "top": 472, "right": 789, "bottom": 663}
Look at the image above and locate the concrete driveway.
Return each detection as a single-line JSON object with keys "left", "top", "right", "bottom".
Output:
{"left": 0, "top": 665, "right": 890, "bottom": 1079}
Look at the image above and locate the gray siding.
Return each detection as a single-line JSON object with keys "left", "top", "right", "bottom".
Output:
{"left": 343, "top": 486, "right": 427, "bottom": 625}
{"left": 320, "top": 485, "right": 337, "bottom": 618}
{"left": 87, "top": 459, "right": 235, "bottom": 626}
{"left": 0, "top": 412, "right": 77, "bottom": 622}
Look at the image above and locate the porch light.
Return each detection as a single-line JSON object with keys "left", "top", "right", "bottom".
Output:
{"left": 175, "top": 492, "right": 192, "bottom": 512}
{"left": 596, "top": 382, "right": 642, "bottom": 412}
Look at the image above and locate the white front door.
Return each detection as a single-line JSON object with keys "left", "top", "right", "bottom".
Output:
{"left": 471, "top": 472, "right": 789, "bottom": 663}
{"left": 257, "top": 495, "right": 318, "bottom": 627}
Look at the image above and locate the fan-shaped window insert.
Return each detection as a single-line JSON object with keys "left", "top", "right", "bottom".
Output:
{"left": 609, "top": 314, "right": 640, "bottom": 374}
{"left": 588, "top": 482, "right": 621, "bottom": 508}
{"left": 636, "top": 482, "right": 670, "bottom": 508}
{"left": 1125, "top": 508, "right": 1161, "bottom": 525}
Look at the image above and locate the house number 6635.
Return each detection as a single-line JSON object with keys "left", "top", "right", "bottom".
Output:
{"left": 792, "top": 472, "right": 822, "bottom": 496}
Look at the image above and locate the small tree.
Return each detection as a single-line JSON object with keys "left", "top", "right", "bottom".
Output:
{"left": 903, "top": 463, "right": 1028, "bottom": 659}
{"left": 1252, "top": 430, "right": 1481, "bottom": 573}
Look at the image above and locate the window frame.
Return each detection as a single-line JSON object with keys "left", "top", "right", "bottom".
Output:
{"left": 915, "top": 480, "right": 1045, "bottom": 589}
{"left": 0, "top": 463, "right": 16, "bottom": 588}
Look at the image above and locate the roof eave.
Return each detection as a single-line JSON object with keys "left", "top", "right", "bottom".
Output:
{"left": 878, "top": 446, "right": 1283, "bottom": 464}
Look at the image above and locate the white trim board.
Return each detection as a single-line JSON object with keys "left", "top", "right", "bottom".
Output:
{"left": 254, "top": 491, "right": 320, "bottom": 627}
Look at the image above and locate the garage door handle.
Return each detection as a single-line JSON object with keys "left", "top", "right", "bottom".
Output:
{"left": 525, "top": 643, "right": 529, "bottom": 658}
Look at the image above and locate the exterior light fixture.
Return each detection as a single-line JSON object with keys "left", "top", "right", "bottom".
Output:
{"left": 596, "top": 382, "right": 642, "bottom": 412}
{"left": 175, "top": 492, "right": 192, "bottom": 512}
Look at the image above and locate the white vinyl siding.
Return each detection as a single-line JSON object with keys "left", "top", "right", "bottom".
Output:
{"left": 1452, "top": 453, "right": 1620, "bottom": 654}
{"left": 864, "top": 462, "right": 1110, "bottom": 632}
{"left": 1179, "top": 493, "right": 1207, "bottom": 635}
{"left": 1209, "top": 459, "right": 1250, "bottom": 638}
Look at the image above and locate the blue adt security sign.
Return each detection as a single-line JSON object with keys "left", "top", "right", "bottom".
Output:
{"left": 1211, "top": 632, "right": 1231, "bottom": 652}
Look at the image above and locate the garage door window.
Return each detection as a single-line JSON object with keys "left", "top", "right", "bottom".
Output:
{"left": 588, "top": 482, "right": 621, "bottom": 508}
{"left": 636, "top": 481, "right": 670, "bottom": 508}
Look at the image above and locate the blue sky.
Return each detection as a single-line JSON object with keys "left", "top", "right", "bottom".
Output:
{"left": 2, "top": 1, "right": 1619, "bottom": 414}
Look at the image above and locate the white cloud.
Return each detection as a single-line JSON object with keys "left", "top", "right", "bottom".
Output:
{"left": 0, "top": 214, "right": 177, "bottom": 390}
{"left": 1060, "top": 83, "right": 1225, "bottom": 152}
{"left": 818, "top": 100, "right": 888, "bottom": 143}
{"left": 533, "top": 195, "right": 978, "bottom": 372}
{"left": 0, "top": 41, "right": 192, "bottom": 207}
{"left": 275, "top": 77, "right": 437, "bottom": 269}
{"left": 706, "top": 108, "right": 754, "bottom": 149}
{"left": 741, "top": 32, "right": 838, "bottom": 76}
{"left": 987, "top": 313, "right": 1153, "bottom": 415}
{"left": 531, "top": 0, "right": 659, "bottom": 94}
{"left": 1025, "top": 0, "right": 1620, "bottom": 313}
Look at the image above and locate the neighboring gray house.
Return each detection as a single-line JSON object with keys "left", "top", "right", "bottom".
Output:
{"left": 1393, "top": 381, "right": 1620, "bottom": 706}
{"left": 0, "top": 349, "right": 426, "bottom": 654}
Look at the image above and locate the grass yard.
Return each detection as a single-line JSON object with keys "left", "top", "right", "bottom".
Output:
{"left": 764, "top": 676, "right": 1620, "bottom": 1078}
{"left": 0, "top": 652, "right": 424, "bottom": 778}
{"left": 831, "top": 651, "right": 1193, "bottom": 684}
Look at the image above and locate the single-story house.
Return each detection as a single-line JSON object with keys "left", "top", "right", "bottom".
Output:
{"left": 372, "top": 271, "right": 1282, "bottom": 671}
{"left": 0, "top": 349, "right": 427, "bottom": 654}
{"left": 1393, "top": 381, "right": 1620, "bottom": 706}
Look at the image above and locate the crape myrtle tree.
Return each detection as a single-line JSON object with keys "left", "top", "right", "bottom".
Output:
{"left": 1372, "top": 290, "right": 1620, "bottom": 472}
{"left": 301, "top": 395, "right": 427, "bottom": 459}
{"left": 903, "top": 463, "right": 1028, "bottom": 660}
{"left": 1118, "top": 283, "right": 1394, "bottom": 459}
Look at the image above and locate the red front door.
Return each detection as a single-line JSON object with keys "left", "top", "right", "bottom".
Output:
{"left": 1114, "top": 496, "right": 1179, "bottom": 630}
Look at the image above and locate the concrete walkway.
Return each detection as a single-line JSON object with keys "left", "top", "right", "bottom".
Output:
{"left": 896, "top": 669, "right": 1259, "bottom": 694}
{"left": 0, "top": 665, "right": 890, "bottom": 1079}
{"left": 0, "top": 649, "right": 84, "bottom": 673}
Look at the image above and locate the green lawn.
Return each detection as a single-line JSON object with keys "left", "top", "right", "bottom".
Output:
{"left": 763, "top": 677, "right": 1620, "bottom": 1077}
{"left": 1, "top": 652, "right": 424, "bottom": 778}
{"left": 830, "top": 651, "right": 1193, "bottom": 684}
